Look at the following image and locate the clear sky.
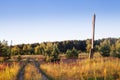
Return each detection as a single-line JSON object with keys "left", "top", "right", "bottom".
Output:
{"left": 0, "top": 0, "right": 120, "bottom": 45}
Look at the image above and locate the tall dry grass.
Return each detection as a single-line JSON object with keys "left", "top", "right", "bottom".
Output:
{"left": 40, "top": 57, "right": 120, "bottom": 80}
{"left": 0, "top": 62, "right": 20, "bottom": 80}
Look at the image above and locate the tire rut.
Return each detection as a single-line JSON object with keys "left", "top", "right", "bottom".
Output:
{"left": 16, "top": 58, "right": 30, "bottom": 80}
{"left": 32, "top": 58, "right": 50, "bottom": 80}
{"left": 17, "top": 58, "right": 50, "bottom": 80}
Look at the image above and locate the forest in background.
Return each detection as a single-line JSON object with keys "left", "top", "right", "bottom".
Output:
{"left": 1, "top": 37, "right": 120, "bottom": 60}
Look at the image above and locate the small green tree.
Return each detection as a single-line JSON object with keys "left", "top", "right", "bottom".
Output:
{"left": 0, "top": 42, "right": 4, "bottom": 56}
{"left": 35, "top": 46, "right": 41, "bottom": 55}
{"left": 66, "top": 49, "right": 72, "bottom": 58}
{"left": 99, "top": 40, "right": 111, "bottom": 57}
{"left": 86, "top": 39, "right": 91, "bottom": 53}
{"left": 44, "top": 44, "right": 60, "bottom": 62}
{"left": 51, "top": 46, "right": 60, "bottom": 62}
{"left": 66, "top": 47, "right": 79, "bottom": 58}
{"left": 110, "top": 44, "right": 116, "bottom": 57}
{"left": 11, "top": 46, "right": 20, "bottom": 55}
{"left": 23, "top": 45, "right": 27, "bottom": 55}
{"left": 100, "top": 44, "right": 110, "bottom": 57}
{"left": 115, "top": 39, "right": 120, "bottom": 58}
{"left": 0, "top": 40, "right": 9, "bottom": 57}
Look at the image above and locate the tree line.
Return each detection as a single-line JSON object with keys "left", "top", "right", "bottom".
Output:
{"left": 1, "top": 38, "right": 120, "bottom": 59}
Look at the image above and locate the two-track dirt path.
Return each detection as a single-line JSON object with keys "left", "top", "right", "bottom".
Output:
{"left": 32, "top": 58, "right": 49, "bottom": 80}
{"left": 17, "top": 58, "right": 29, "bottom": 80}
{"left": 17, "top": 58, "right": 49, "bottom": 80}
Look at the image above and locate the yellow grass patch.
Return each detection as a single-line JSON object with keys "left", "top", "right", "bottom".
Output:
{"left": 40, "top": 57, "right": 120, "bottom": 80}
{"left": 0, "top": 62, "right": 20, "bottom": 80}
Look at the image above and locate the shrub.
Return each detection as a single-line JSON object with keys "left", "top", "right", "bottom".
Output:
{"left": 100, "top": 44, "right": 110, "bottom": 57}
{"left": 44, "top": 45, "right": 60, "bottom": 62}
{"left": 66, "top": 47, "right": 79, "bottom": 58}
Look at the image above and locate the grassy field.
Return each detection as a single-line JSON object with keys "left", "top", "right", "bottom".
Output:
{"left": 40, "top": 57, "right": 120, "bottom": 80}
{"left": 0, "top": 54, "right": 120, "bottom": 80}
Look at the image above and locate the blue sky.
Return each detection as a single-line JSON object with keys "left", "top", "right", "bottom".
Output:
{"left": 0, "top": 0, "right": 120, "bottom": 45}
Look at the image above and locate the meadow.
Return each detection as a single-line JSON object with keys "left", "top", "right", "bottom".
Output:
{"left": 40, "top": 57, "right": 120, "bottom": 80}
{"left": 0, "top": 54, "right": 120, "bottom": 80}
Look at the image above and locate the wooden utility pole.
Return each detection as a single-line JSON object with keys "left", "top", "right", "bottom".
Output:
{"left": 89, "top": 14, "right": 96, "bottom": 59}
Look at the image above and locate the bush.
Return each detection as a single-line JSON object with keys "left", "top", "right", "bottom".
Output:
{"left": 44, "top": 46, "right": 60, "bottom": 62}
{"left": 100, "top": 45, "right": 110, "bottom": 57}
{"left": 66, "top": 47, "right": 79, "bottom": 58}
{"left": 66, "top": 49, "right": 72, "bottom": 58}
